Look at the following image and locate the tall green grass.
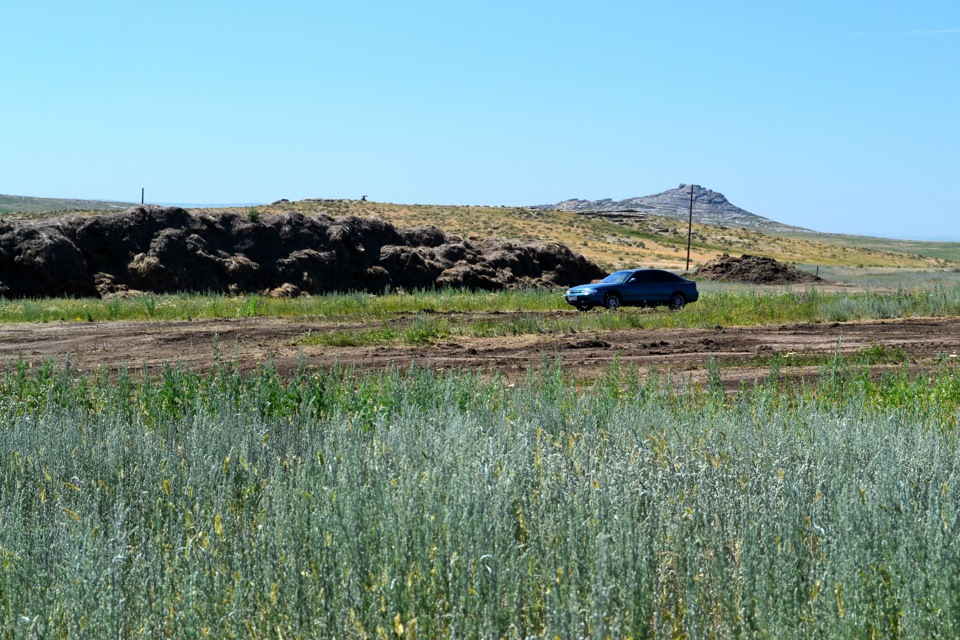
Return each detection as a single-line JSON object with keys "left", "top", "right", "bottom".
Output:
{"left": 299, "top": 286, "right": 960, "bottom": 346}
{"left": 2, "top": 358, "right": 960, "bottom": 637}
{"left": 0, "top": 289, "right": 563, "bottom": 324}
{"left": 3, "top": 285, "right": 959, "bottom": 348}
{"left": 798, "top": 265, "right": 960, "bottom": 290}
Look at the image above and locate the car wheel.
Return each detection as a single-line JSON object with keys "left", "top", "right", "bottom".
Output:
{"left": 604, "top": 294, "right": 621, "bottom": 311}
{"left": 669, "top": 293, "right": 686, "bottom": 310}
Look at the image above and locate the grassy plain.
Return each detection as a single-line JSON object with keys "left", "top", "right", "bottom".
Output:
{"left": 2, "top": 354, "right": 960, "bottom": 637}
{"left": 790, "top": 231, "right": 960, "bottom": 264}
{"left": 247, "top": 199, "right": 953, "bottom": 272}
{"left": 4, "top": 196, "right": 960, "bottom": 635}
{"left": 2, "top": 284, "right": 959, "bottom": 348}
{"left": 9, "top": 196, "right": 954, "bottom": 272}
{"left": 0, "top": 194, "right": 133, "bottom": 216}
{"left": 2, "top": 284, "right": 960, "bottom": 636}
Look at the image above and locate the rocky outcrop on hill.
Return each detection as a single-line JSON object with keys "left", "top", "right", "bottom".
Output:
{"left": 694, "top": 253, "right": 824, "bottom": 285}
{"left": 0, "top": 206, "right": 605, "bottom": 299}
{"left": 537, "top": 184, "right": 812, "bottom": 234}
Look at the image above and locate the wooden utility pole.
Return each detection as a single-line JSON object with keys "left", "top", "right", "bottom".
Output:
{"left": 685, "top": 183, "right": 694, "bottom": 271}
{"left": 141, "top": 188, "right": 144, "bottom": 205}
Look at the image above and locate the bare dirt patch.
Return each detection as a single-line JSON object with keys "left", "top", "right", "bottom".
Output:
{"left": 1, "top": 314, "right": 958, "bottom": 390}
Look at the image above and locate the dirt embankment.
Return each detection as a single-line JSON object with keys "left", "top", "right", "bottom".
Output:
{"left": 1, "top": 314, "right": 957, "bottom": 390}
{"left": 695, "top": 253, "right": 823, "bottom": 285}
{"left": 0, "top": 206, "right": 606, "bottom": 299}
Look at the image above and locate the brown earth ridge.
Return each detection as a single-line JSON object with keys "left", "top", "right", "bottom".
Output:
{"left": 0, "top": 206, "right": 605, "bottom": 298}
{"left": 694, "top": 253, "right": 824, "bottom": 285}
{"left": 1, "top": 315, "right": 957, "bottom": 390}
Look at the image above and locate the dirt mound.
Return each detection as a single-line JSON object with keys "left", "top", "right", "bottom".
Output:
{"left": 0, "top": 206, "right": 605, "bottom": 299}
{"left": 695, "top": 253, "right": 823, "bottom": 285}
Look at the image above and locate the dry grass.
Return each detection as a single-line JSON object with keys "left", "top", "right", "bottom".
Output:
{"left": 251, "top": 199, "right": 951, "bottom": 271}
{"left": 6, "top": 197, "right": 952, "bottom": 272}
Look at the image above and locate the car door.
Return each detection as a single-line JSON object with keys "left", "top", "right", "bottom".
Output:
{"left": 645, "top": 270, "right": 675, "bottom": 303}
{"left": 622, "top": 270, "right": 651, "bottom": 304}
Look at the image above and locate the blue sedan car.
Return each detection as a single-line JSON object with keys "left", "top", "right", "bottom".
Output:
{"left": 564, "top": 268, "right": 699, "bottom": 311}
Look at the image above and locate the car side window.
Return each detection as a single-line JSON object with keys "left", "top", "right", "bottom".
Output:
{"left": 628, "top": 272, "right": 649, "bottom": 283}
{"left": 650, "top": 271, "right": 680, "bottom": 283}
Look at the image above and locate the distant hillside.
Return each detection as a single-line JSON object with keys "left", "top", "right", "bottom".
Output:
{"left": 0, "top": 194, "right": 135, "bottom": 215}
{"left": 243, "top": 198, "right": 954, "bottom": 271}
{"left": 4, "top": 192, "right": 955, "bottom": 271}
{"left": 537, "top": 184, "right": 811, "bottom": 234}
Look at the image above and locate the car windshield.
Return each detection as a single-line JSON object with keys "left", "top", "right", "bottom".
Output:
{"left": 600, "top": 270, "right": 633, "bottom": 285}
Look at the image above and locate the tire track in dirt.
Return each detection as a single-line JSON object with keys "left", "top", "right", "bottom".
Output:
{"left": 0, "top": 315, "right": 957, "bottom": 387}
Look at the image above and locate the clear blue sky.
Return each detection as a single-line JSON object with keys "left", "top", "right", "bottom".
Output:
{"left": 3, "top": 1, "right": 958, "bottom": 239}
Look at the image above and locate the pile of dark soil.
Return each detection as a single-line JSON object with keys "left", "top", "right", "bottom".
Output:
{"left": 0, "top": 206, "right": 605, "bottom": 299}
{"left": 694, "top": 253, "right": 824, "bottom": 285}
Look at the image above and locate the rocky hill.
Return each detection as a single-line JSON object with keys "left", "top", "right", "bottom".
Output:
{"left": 537, "top": 184, "right": 812, "bottom": 234}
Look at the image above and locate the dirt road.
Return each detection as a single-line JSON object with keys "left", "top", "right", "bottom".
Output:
{"left": 1, "top": 313, "right": 958, "bottom": 388}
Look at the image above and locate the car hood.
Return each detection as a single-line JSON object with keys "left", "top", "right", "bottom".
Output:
{"left": 566, "top": 283, "right": 612, "bottom": 292}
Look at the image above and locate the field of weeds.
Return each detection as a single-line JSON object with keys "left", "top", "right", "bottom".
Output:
{"left": 3, "top": 356, "right": 960, "bottom": 637}
{"left": 2, "top": 283, "right": 960, "bottom": 341}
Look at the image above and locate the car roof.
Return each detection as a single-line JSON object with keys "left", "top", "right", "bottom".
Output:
{"left": 611, "top": 268, "right": 688, "bottom": 276}
{"left": 629, "top": 268, "right": 691, "bottom": 279}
